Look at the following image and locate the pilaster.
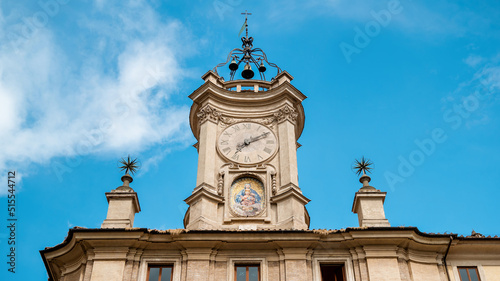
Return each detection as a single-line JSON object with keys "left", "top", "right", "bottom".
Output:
{"left": 196, "top": 106, "right": 220, "bottom": 188}
{"left": 276, "top": 105, "right": 300, "bottom": 189}
{"left": 185, "top": 185, "right": 224, "bottom": 230}
{"left": 271, "top": 184, "right": 310, "bottom": 230}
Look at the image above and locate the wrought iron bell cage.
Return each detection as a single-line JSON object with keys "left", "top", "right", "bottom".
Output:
{"left": 213, "top": 17, "right": 281, "bottom": 81}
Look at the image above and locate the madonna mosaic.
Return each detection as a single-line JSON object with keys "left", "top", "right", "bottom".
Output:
{"left": 229, "top": 177, "right": 265, "bottom": 217}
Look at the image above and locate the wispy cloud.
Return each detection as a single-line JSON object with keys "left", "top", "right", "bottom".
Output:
{"left": 441, "top": 54, "right": 500, "bottom": 129}
{"left": 265, "top": 0, "right": 494, "bottom": 38}
{"left": 0, "top": 1, "right": 196, "bottom": 193}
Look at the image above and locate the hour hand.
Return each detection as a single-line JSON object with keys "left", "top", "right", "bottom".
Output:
{"left": 236, "top": 141, "right": 248, "bottom": 152}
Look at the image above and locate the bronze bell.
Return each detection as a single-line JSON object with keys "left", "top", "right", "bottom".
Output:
{"left": 258, "top": 61, "right": 266, "bottom": 72}
{"left": 241, "top": 63, "right": 254, "bottom": 79}
{"left": 229, "top": 58, "right": 238, "bottom": 71}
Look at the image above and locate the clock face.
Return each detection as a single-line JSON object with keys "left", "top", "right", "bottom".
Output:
{"left": 217, "top": 122, "right": 277, "bottom": 164}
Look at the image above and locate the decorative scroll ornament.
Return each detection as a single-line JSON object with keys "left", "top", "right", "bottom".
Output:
{"left": 197, "top": 105, "right": 233, "bottom": 125}
{"left": 275, "top": 105, "right": 298, "bottom": 123}
{"left": 263, "top": 105, "right": 298, "bottom": 125}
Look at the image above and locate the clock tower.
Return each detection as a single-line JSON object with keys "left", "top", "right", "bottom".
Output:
{"left": 184, "top": 26, "right": 310, "bottom": 230}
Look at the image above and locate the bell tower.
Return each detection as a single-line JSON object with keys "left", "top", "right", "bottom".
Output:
{"left": 184, "top": 20, "right": 310, "bottom": 230}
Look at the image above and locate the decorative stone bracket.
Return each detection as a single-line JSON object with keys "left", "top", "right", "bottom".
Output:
{"left": 197, "top": 104, "right": 233, "bottom": 126}
{"left": 274, "top": 104, "right": 298, "bottom": 124}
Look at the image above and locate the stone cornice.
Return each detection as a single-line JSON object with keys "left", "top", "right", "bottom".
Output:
{"left": 271, "top": 184, "right": 311, "bottom": 205}
{"left": 184, "top": 185, "right": 224, "bottom": 205}
{"left": 188, "top": 80, "right": 306, "bottom": 141}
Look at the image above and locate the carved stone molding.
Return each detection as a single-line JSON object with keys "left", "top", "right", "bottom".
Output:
{"left": 263, "top": 104, "right": 298, "bottom": 125}
{"left": 275, "top": 104, "right": 298, "bottom": 124}
{"left": 197, "top": 105, "right": 234, "bottom": 126}
{"left": 217, "top": 172, "right": 224, "bottom": 196}
{"left": 271, "top": 172, "right": 277, "bottom": 195}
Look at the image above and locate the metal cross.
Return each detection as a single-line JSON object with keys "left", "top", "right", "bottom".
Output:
{"left": 241, "top": 11, "right": 252, "bottom": 38}
{"left": 241, "top": 10, "right": 252, "bottom": 20}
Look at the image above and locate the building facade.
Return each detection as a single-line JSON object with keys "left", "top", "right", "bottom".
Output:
{"left": 41, "top": 30, "right": 500, "bottom": 281}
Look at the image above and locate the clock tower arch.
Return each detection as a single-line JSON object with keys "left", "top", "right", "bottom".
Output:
{"left": 184, "top": 30, "right": 310, "bottom": 231}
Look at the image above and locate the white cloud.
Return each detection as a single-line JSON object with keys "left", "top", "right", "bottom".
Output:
{"left": 464, "top": 55, "right": 484, "bottom": 68}
{"left": 0, "top": 2, "right": 195, "bottom": 194}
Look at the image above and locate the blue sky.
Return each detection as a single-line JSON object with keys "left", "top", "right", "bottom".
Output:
{"left": 1, "top": 0, "right": 499, "bottom": 280}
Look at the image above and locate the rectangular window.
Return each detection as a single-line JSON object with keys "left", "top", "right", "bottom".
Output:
{"left": 320, "top": 264, "right": 345, "bottom": 281}
{"left": 147, "top": 265, "right": 173, "bottom": 281}
{"left": 235, "top": 265, "right": 260, "bottom": 281}
{"left": 458, "top": 267, "right": 481, "bottom": 281}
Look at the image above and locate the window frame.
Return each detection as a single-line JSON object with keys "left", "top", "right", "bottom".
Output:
{"left": 450, "top": 262, "right": 487, "bottom": 281}
{"left": 146, "top": 265, "right": 173, "bottom": 281}
{"left": 139, "top": 257, "right": 182, "bottom": 281}
{"left": 457, "top": 266, "right": 481, "bottom": 281}
{"left": 312, "top": 256, "right": 354, "bottom": 281}
{"left": 234, "top": 264, "right": 261, "bottom": 281}
{"left": 228, "top": 257, "right": 267, "bottom": 281}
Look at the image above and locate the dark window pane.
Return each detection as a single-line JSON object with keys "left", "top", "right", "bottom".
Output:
{"left": 149, "top": 268, "right": 160, "bottom": 281}
{"left": 236, "top": 267, "right": 246, "bottom": 281}
{"left": 161, "top": 267, "right": 172, "bottom": 281}
{"left": 320, "top": 264, "right": 345, "bottom": 281}
{"left": 248, "top": 266, "right": 258, "bottom": 281}
{"left": 459, "top": 268, "right": 470, "bottom": 281}
{"left": 469, "top": 268, "right": 480, "bottom": 281}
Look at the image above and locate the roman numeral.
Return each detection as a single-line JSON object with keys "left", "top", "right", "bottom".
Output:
{"left": 244, "top": 156, "right": 251, "bottom": 163}
{"left": 223, "top": 131, "right": 232, "bottom": 137}
{"left": 263, "top": 147, "right": 272, "bottom": 154}
{"left": 232, "top": 125, "right": 240, "bottom": 131}
{"left": 257, "top": 155, "right": 263, "bottom": 160}
{"left": 266, "top": 140, "right": 274, "bottom": 144}
{"left": 222, "top": 147, "right": 231, "bottom": 155}
{"left": 257, "top": 126, "right": 262, "bottom": 131}
{"left": 242, "top": 123, "right": 251, "bottom": 129}
{"left": 231, "top": 153, "right": 239, "bottom": 161}
{"left": 220, "top": 139, "right": 228, "bottom": 145}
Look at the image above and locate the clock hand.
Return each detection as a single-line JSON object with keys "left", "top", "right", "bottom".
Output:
{"left": 249, "top": 132, "right": 270, "bottom": 143}
{"left": 236, "top": 132, "right": 270, "bottom": 152}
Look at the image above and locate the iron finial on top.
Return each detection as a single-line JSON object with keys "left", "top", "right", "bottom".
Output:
{"left": 352, "top": 156, "right": 373, "bottom": 176}
{"left": 118, "top": 155, "right": 140, "bottom": 175}
{"left": 214, "top": 12, "right": 281, "bottom": 81}
{"left": 353, "top": 157, "right": 376, "bottom": 189}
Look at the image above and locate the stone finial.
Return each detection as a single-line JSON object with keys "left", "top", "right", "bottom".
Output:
{"left": 351, "top": 158, "right": 390, "bottom": 227}
{"left": 359, "top": 174, "right": 377, "bottom": 191}
{"left": 115, "top": 173, "right": 134, "bottom": 192}
{"left": 101, "top": 156, "right": 141, "bottom": 228}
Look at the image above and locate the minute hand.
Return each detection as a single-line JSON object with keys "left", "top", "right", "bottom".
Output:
{"left": 249, "top": 132, "right": 270, "bottom": 143}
